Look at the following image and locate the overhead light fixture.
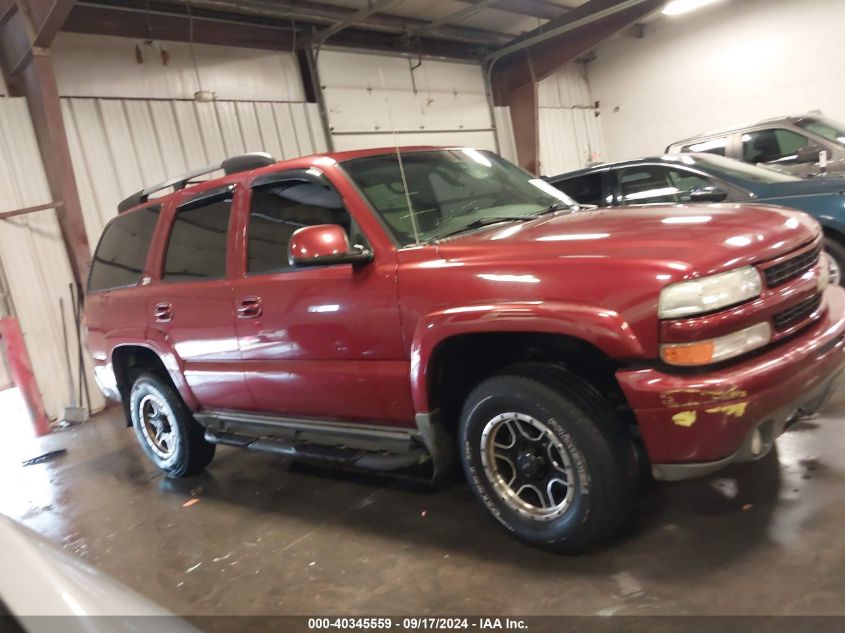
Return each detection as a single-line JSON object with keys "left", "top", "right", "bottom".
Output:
{"left": 662, "top": 0, "right": 722, "bottom": 16}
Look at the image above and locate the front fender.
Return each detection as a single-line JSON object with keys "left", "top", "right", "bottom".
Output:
{"left": 409, "top": 301, "right": 644, "bottom": 412}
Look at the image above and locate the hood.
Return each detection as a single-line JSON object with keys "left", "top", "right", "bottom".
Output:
{"left": 762, "top": 176, "right": 845, "bottom": 199}
{"left": 434, "top": 204, "right": 819, "bottom": 277}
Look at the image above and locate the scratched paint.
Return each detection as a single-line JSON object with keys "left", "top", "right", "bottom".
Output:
{"left": 672, "top": 411, "right": 697, "bottom": 427}
{"left": 661, "top": 387, "right": 748, "bottom": 408}
{"left": 705, "top": 402, "right": 749, "bottom": 418}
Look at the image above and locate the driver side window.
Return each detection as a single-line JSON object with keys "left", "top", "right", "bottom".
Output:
{"left": 246, "top": 178, "right": 362, "bottom": 275}
{"left": 741, "top": 128, "right": 810, "bottom": 164}
{"left": 618, "top": 166, "right": 712, "bottom": 205}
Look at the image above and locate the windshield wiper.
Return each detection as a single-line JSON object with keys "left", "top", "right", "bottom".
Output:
{"left": 534, "top": 201, "right": 579, "bottom": 216}
{"left": 429, "top": 216, "right": 535, "bottom": 242}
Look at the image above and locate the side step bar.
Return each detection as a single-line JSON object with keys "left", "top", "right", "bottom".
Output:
{"left": 195, "top": 409, "right": 432, "bottom": 474}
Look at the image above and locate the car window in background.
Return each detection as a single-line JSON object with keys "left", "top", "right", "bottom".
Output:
{"left": 163, "top": 197, "right": 231, "bottom": 281}
{"left": 742, "top": 128, "right": 810, "bottom": 164}
{"left": 88, "top": 205, "right": 160, "bottom": 292}
{"left": 691, "top": 153, "right": 799, "bottom": 183}
{"left": 794, "top": 116, "right": 845, "bottom": 146}
{"left": 618, "top": 166, "right": 711, "bottom": 204}
{"left": 247, "top": 179, "right": 360, "bottom": 275}
{"left": 552, "top": 173, "right": 603, "bottom": 206}
{"left": 682, "top": 136, "right": 728, "bottom": 156}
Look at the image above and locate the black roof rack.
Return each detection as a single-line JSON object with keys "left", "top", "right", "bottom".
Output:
{"left": 117, "top": 152, "right": 277, "bottom": 213}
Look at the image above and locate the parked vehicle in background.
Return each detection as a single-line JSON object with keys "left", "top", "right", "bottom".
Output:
{"left": 666, "top": 114, "right": 845, "bottom": 178}
{"left": 548, "top": 152, "right": 845, "bottom": 282}
{"left": 85, "top": 148, "right": 845, "bottom": 553}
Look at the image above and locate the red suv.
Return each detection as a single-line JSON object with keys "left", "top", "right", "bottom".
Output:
{"left": 85, "top": 147, "right": 845, "bottom": 552}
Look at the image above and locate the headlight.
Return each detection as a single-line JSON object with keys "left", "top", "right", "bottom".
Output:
{"left": 661, "top": 322, "right": 772, "bottom": 366}
{"left": 658, "top": 266, "right": 762, "bottom": 318}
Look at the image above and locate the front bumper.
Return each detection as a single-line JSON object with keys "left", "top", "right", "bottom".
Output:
{"left": 617, "top": 285, "right": 845, "bottom": 480}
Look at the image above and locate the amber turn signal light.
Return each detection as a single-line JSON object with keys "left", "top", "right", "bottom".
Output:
{"left": 661, "top": 341, "right": 716, "bottom": 366}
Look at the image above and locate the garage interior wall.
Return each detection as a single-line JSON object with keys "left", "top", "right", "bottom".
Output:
{"left": 53, "top": 33, "right": 326, "bottom": 241}
{"left": 582, "top": 0, "right": 845, "bottom": 162}
{"left": 318, "top": 49, "right": 515, "bottom": 160}
{"left": 537, "top": 62, "right": 605, "bottom": 176}
{"left": 0, "top": 97, "right": 105, "bottom": 419}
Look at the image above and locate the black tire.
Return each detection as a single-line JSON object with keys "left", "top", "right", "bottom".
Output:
{"left": 459, "top": 368, "right": 638, "bottom": 553}
{"left": 823, "top": 236, "right": 845, "bottom": 286}
{"left": 129, "top": 372, "right": 215, "bottom": 477}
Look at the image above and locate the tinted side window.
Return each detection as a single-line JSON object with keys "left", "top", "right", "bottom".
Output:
{"left": 247, "top": 180, "right": 356, "bottom": 275}
{"left": 552, "top": 173, "right": 603, "bottom": 206}
{"left": 682, "top": 136, "right": 728, "bottom": 156}
{"left": 742, "top": 129, "right": 810, "bottom": 164}
{"left": 619, "top": 166, "right": 711, "bottom": 204}
{"left": 88, "top": 206, "right": 160, "bottom": 292}
{"left": 163, "top": 198, "right": 231, "bottom": 281}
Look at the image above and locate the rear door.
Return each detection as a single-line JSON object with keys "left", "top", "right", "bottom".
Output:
{"left": 145, "top": 184, "right": 251, "bottom": 410}
{"left": 230, "top": 168, "right": 412, "bottom": 425}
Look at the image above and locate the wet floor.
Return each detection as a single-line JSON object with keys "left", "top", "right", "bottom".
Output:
{"left": 2, "top": 383, "right": 845, "bottom": 616}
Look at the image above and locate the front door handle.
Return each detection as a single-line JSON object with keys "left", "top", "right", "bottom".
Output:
{"left": 236, "top": 296, "right": 263, "bottom": 319}
{"left": 154, "top": 302, "right": 173, "bottom": 322}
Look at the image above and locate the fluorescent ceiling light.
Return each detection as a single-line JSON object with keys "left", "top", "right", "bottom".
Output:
{"left": 662, "top": 0, "right": 722, "bottom": 16}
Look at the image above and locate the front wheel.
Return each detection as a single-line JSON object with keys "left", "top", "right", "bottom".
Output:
{"left": 459, "top": 370, "right": 637, "bottom": 553}
{"left": 823, "top": 237, "right": 844, "bottom": 286}
{"left": 129, "top": 372, "right": 215, "bottom": 477}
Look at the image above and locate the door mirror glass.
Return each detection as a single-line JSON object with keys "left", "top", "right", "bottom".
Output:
{"left": 288, "top": 224, "right": 372, "bottom": 267}
{"left": 688, "top": 186, "right": 728, "bottom": 203}
{"left": 795, "top": 144, "right": 824, "bottom": 164}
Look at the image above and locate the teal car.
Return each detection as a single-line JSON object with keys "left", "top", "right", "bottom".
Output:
{"left": 548, "top": 153, "right": 845, "bottom": 282}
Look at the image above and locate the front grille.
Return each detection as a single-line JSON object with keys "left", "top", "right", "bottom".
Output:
{"left": 764, "top": 245, "right": 820, "bottom": 288}
{"left": 773, "top": 294, "right": 822, "bottom": 331}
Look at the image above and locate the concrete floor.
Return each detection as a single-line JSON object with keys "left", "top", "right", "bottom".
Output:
{"left": 2, "top": 384, "right": 845, "bottom": 617}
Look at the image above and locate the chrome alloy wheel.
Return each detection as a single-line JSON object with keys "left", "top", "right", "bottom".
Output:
{"left": 138, "top": 394, "right": 176, "bottom": 459}
{"left": 480, "top": 412, "right": 576, "bottom": 522}
{"left": 829, "top": 252, "right": 842, "bottom": 286}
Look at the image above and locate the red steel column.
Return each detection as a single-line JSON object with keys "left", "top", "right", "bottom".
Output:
{"left": 0, "top": 317, "right": 51, "bottom": 437}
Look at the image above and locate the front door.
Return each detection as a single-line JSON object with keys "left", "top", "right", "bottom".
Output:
{"left": 146, "top": 185, "right": 251, "bottom": 410}
{"left": 231, "top": 169, "right": 413, "bottom": 426}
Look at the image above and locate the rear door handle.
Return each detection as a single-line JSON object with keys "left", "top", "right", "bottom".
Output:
{"left": 154, "top": 302, "right": 173, "bottom": 322}
{"left": 236, "top": 296, "right": 263, "bottom": 319}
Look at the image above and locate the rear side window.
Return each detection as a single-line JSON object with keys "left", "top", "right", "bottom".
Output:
{"left": 682, "top": 137, "right": 728, "bottom": 156}
{"left": 163, "top": 196, "right": 232, "bottom": 281}
{"left": 247, "top": 179, "right": 356, "bottom": 275}
{"left": 551, "top": 173, "right": 603, "bottom": 206}
{"left": 88, "top": 206, "right": 160, "bottom": 292}
{"left": 742, "top": 128, "right": 810, "bottom": 164}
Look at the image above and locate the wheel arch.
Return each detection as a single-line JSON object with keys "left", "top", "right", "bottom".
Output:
{"left": 411, "top": 303, "right": 642, "bottom": 438}
{"left": 112, "top": 344, "right": 197, "bottom": 425}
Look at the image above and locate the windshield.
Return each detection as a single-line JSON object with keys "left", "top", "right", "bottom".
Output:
{"left": 342, "top": 149, "right": 576, "bottom": 246}
{"left": 795, "top": 115, "right": 845, "bottom": 146}
{"left": 688, "top": 153, "right": 799, "bottom": 183}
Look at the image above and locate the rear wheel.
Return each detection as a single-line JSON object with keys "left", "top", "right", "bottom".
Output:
{"left": 459, "top": 368, "right": 637, "bottom": 553}
{"left": 129, "top": 373, "right": 215, "bottom": 477}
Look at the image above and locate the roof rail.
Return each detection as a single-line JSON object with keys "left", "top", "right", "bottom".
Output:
{"left": 117, "top": 152, "right": 277, "bottom": 213}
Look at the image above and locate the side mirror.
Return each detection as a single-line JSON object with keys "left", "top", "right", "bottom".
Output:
{"left": 795, "top": 144, "right": 824, "bottom": 164}
{"left": 288, "top": 224, "right": 373, "bottom": 267}
{"left": 687, "top": 186, "right": 728, "bottom": 203}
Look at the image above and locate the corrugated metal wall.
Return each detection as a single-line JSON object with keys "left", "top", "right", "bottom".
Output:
{"left": 537, "top": 63, "right": 606, "bottom": 176}
{"left": 0, "top": 97, "right": 105, "bottom": 418}
{"left": 318, "top": 49, "right": 506, "bottom": 155}
{"left": 62, "top": 97, "right": 327, "bottom": 240}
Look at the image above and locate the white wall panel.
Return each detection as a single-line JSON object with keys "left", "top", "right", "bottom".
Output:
{"left": 53, "top": 33, "right": 305, "bottom": 102}
{"left": 63, "top": 98, "right": 327, "bottom": 241}
{"left": 0, "top": 98, "right": 105, "bottom": 419}
{"left": 537, "top": 63, "right": 606, "bottom": 176}
{"left": 586, "top": 0, "right": 845, "bottom": 161}
{"left": 318, "top": 50, "right": 501, "bottom": 154}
